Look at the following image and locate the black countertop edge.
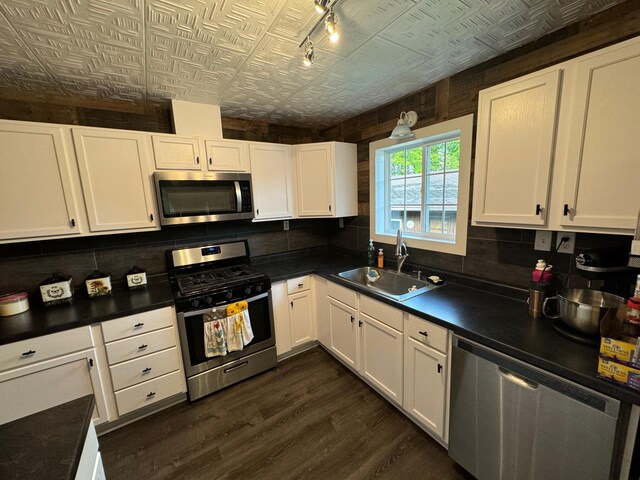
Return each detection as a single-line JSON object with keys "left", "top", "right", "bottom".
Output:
{"left": 0, "top": 395, "right": 95, "bottom": 480}
{"left": 0, "top": 279, "right": 174, "bottom": 345}
{"left": 254, "top": 253, "right": 640, "bottom": 405}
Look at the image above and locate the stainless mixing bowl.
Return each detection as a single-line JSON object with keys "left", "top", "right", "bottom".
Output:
{"left": 542, "top": 289, "right": 625, "bottom": 335}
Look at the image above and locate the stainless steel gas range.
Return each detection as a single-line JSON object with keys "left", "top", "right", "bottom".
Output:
{"left": 167, "top": 240, "right": 276, "bottom": 401}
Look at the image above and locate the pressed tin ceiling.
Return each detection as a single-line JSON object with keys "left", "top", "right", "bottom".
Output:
{"left": 0, "top": 0, "right": 627, "bottom": 127}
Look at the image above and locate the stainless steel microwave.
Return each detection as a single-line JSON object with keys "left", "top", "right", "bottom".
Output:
{"left": 154, "top": 171, "right": 254, "bottom": 226}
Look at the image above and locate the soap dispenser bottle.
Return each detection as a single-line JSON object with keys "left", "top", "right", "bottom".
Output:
{"left": 377, "top": 249, "right": 384, "bottom": 268}
{"left": 367, "top": 239, "right": 376, "bottom": 267}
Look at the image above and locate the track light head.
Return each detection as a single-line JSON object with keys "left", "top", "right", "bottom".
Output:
{"left": 325, "top": 9, "right": 339, "bottom": 42}
{"left": 314, "top": 0, "right": 330, "bottom": 14}
{"left": 303, "top": 37, "right": 314, "bottom": 66}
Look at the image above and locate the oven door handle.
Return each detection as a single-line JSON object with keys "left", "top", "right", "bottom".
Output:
{"left": 181, "top": 291, "right": 270, "bottom": 318}
{"left": 234, "top": 181, "right": 242, "bottom": 213}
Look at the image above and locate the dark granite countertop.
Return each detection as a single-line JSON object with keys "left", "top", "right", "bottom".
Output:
{"left": 0, "top": 395, "right": 95, "bottom": 480}
{"left": 254, "top": 252, "right": 640, "bottom": 405}
{"left": 0, "top": 279, "right": 174, "bottom": 345}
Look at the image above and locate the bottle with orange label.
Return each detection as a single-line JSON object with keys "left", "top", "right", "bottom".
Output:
{"left": 377, "top": 248, "right": 384, "bottom": 268}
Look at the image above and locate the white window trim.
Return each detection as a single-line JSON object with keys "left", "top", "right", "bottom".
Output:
{"left": 369, "top": 114, "right": 473, "bottom": 256}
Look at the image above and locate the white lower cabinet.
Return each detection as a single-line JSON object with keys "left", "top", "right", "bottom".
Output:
{"left": 75, "top": 422, "right": 104, "bottom": 480}
{"left": 272, "top": 277, "right": 315, "bottom": 356}
{"left": 289, "top": 291, "right": 313, "bottom": 348}
{"left": 0, "top": 328, "right": 109, "bottom": 426}
{"left": 323, "top": 281, "right": 450, "bottom": 444}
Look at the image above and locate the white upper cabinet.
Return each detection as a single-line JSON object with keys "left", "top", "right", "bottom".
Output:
{"left": 473, "top": 37, "right": 640, "bottom": 235}
{"left": 151, "top": 135, "right": 201, "bottom": 171}
{"left": 204, "top": 139, "right": 250, "bottom": 172}
{"left": 472, "top": 69, "right": 561, "bottom": 226}
{"left": 294, "top": 142, "right": 357, "bottom": 218}
{"left": 249, "top": 142, "right": 295, "bottom": 220}
{"left": 72, "top": 128, "right": 158, "bottom": 232}
{"left": 554, "top": 39, "right": 640, "bottom": 232}
{"left": 0, "top": 122, "right": 82, "bottom": 241}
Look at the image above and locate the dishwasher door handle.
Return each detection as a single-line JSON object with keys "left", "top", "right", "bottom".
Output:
{"left": 498, "top": 366, "right": 539, "bottom": 390}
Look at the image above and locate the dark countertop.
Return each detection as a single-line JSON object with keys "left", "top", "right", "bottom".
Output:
{"left": 0, "top": 395, "right": 95, "bottom": 480}
{"left": 255, "top": 253, "right": 640, "bottom": 405}
{"left": 0, "top": 279, "right": 174, "bottom": 345}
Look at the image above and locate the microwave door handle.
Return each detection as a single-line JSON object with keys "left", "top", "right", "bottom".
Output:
{"left": 234, "top": 181, "right": 242, "bottom": 213}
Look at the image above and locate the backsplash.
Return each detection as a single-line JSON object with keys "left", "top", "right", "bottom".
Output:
{"left": 0, "top": 219, "right": 329, "bottom": 294}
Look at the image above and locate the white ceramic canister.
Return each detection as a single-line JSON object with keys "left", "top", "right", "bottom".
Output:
{"left": 0, "top": 292, "right": 30, "bottom": 316}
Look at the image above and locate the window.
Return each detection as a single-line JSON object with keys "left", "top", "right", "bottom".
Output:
{"left": 370, "top": 114, "right": 473, "bottom": 256}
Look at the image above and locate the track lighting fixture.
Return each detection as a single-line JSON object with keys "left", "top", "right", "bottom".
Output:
{"left": 314, "top": 0, "right": 330, "bottom": 14}
{"left": 325, "top": 9, "right": 339, "bottom": 43}
{"left": 303, "top": 37, "right": 314, "bottom": 67}
{"left": 300, "top": 0, "right": 344, "bottom": 66}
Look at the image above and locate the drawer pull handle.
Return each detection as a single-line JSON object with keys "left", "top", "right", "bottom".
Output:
{"left": 291, "top": 301, "right": 294, "bottom": 309}
{"left": 224, "top": 361, "right": 249, "bottom": 374}
{"left": 142, "top": 367, "right": 152, "bottom": 374}
{"left": 350, "top": 316, "right": 354, "bottom": 323}
{"left": 89, "top": 358, "right": 94, "bottom": 367}
{"left": 134, "top": 322, "right": 144, "bottom": 328}
{"left": 419, "top": 331, "right": 429, "bottom": 337}
{"left": 70, "top": 218, "right": 76, "bottom": 227}
{"left": 146, "top": 392, "right": 156, "bottom": 398}
{"left": 21, "top": 350, "right": 36, "bottom": 356}
{"left": 358, "top": 320, "right": 362, "bottom": 327}
{"left": 298, "top": 283, "right": 304, "bottom": 288}
{"left": 437, "top": 363, "right": 442, "bottom": 373}
{"left": 535, "top": 204, "right": 542, "bottom": 216}
{"left": 209, "top": 157, "right": 213, "bottom": 165}
{"left": 563, "top": 204, "right": 571, "bottom": 216}
{"left": 138, "top": 344, "right": 148, "bottom": 350}
{"left": 196, "top": 156, "right": 200, "bottom": 164}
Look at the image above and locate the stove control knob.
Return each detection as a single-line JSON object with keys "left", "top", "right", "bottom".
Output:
{"left": 255, "top": 284, "right": 262, "bottom": 293}
{"left": 244, "top": 287, "right": 252, "bottom": 295}
{"left": 205, "top": 296, "right": 213, "bottom": 305}
{"left": 191, "top": 299, "right": 200, "bottom": 309}
{"left": 225, "top": 291, "right": 233, "bottom": 300}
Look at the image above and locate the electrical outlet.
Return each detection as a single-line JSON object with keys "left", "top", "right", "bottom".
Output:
{"left": 339, "top": 218, "right": 344, "bottom": 228}
{"left": 556, "top": 232, "right": 576, "bottom": 254}
{"left": 534, "top": 230, "right": 552, "bottom": 251}
{"left": 283, "top": 220, "right": 289, "bottom": 231}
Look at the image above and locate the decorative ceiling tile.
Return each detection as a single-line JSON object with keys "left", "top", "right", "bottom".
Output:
{"left": 0, "top": 0, "right": 629, "bottom": 126}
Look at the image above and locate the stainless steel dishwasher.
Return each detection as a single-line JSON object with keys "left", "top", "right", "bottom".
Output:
{"left": 449, "top": 335, "right": 620, "bottom": 480}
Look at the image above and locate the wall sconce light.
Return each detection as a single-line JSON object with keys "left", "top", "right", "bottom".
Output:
{"left": 325, "top": 9, "right": 339, "bottom": 43}
{"left": 389, "top": 111, "right": 418, "bottom": 139}
{"left": 303, "top": 37, "right": 315, "bottom": 67}
{"left": 314, "top": 0, "right": 330, "bottom": 14}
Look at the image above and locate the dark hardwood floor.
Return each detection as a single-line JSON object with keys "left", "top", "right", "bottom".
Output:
{"left": 100, "top": 347, "right": 473, "bottom": 480}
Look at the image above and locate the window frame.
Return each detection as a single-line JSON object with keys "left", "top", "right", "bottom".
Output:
{"left": 369, "top": 114, "right": 473, "bottom": 256}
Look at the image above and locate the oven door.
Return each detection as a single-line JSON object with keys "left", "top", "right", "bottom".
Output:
{"left": 176, "top": 291, "right": 275, "bottom": 378}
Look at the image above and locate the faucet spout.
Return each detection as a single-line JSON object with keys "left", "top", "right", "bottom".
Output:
{"left": 395, "top": 228, "right": 409, "bottom": 273}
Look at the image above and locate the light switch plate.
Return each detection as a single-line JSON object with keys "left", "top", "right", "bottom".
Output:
{"left": 534, "top": 231, "right": 552, "bottom": 251}
{"left": 556, "top": 232, "right": 576, "bottom": 254}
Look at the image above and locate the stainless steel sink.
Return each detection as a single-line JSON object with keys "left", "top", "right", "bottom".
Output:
{"left": 334, "top": 267, "right": 439, "bottom": 302}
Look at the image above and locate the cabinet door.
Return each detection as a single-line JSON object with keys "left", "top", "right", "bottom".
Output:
{"left": 205, "top": 140, "right": 249, "bottom": 172}
{"left": 289, "top": 291, "right": 313, "bottom": 348}
{"left": 151, "top": 135, "right": 201, "bottom": 170}
{"left": 73, "top": 129, "right": 157, "bottom": 232}
{"left": 328, "top": 298, "right": 358, "bottom": 369}
{"left": 360, "top": 312, "right": 403, "bottom": 405}
{"left": 0, "top": 348, "right": 108, "bottom": 425}
{"left": 296, "top": 144, "right": 333, "bottom": 216}
{"left": 249, "top": 143, "right": 294, "bottom": 220}
{"left": 403, "top": 337, "right": 447, "bottom": 439}
{"left": 0, "top": 123, "right": 81, "bottom": 240}
{"left": 472, "top": 69, "right": 561, "bottom": 226}
{"left": 558, "top": 39, "right": 640, "bottom": 232}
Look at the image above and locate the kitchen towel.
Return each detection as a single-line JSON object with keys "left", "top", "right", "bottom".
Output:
{"left": 203, "top": 309, "right": 227, "bottom": 358}
{"left": 223, "top": 307, "right": 244, "bottom": 353}
{"left": 227, "top": 301, "right": 254, "bottom": 346}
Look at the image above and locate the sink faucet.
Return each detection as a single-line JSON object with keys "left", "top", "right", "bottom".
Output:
{"left": 395, "top": 228, "right": 409, "bottom": 273}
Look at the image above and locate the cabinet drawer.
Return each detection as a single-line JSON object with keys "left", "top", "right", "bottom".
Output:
{"left": 110, "top": 347, "right": 180, "bottom": 391}
{"left": 0, "top": 327, "right": 93, "bottom": 373}
{"left": 287, "top": 275, "right": 311, "bottom": 293}
{"left": 102, "top": 307, "right": 174, "bottom": 342}
{"left": 406, "top": 314, "right": 449, "bottom": 354}
{"left": 115, "top": 370, "right": 183, "bottom": 417}
{"left": 327, "top": 281, "right": 357, "bottom": 309}
{"left": 360, "top": 295, "right": 403, "bottom": 332}
{"left": 106, "top": 327, "right": 176, "bottom": 365}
